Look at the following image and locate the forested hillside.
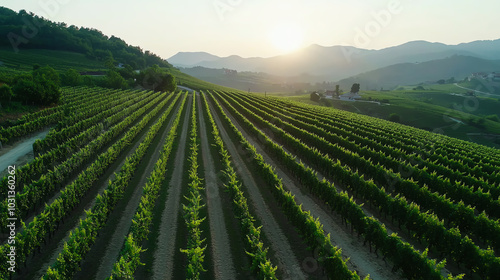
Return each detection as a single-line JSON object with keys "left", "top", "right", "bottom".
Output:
{"left": 0, "top": 7, "right": 170, "bottom": 69}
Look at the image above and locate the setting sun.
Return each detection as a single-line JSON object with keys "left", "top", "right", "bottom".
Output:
{"left": 268, "top": 22, "right": 304, "bottom": 54}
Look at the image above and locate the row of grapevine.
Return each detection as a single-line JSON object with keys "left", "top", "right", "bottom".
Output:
{"left": 41, "top": 92, "right": 187, "bottom": 279}
{"left": 241, "top": 93, "right": 499, "bottom": 190}
{"left": 0, "top": 89, "right": 162, "bottom": 203}
{"left": 107, "top": 93, "right": 187, "bottom": 279}
{"left": 33, "top": 89, "right": 153, "bottom": 154}
{"left": 0, "top": 91, "right": 172, "bottom": 230}
{"left": 215, "top": 91, "right": 499, "bottom": 279}
{"left": 305, "top": 96, "right": 500, "bottom": 162}
{"left": 226, "top": 91, "right": 500, "bottom": 252}
{"left": 283, "top": 98, "right": 500, "bottom": 169}
{"left": 200, "top": 92, "right": 278, "bottom": 279}
{"left": 0, "top": 91, "right": 180, "bottom": 278}
{"left": 53, "top": 88, "right": 138, "bottom": 131}
{"left": 59, "top": 86, "right": 110, "bottom": 105}
{"left": 0, "top": 86, "right": 112, "bottom": 144}
{"left": 180, "top": 93, "right": 207, "bottom": 279}
{"left": 0, "top": 111, "right": 65, "bottom": 145}
{"left": 259, "top": 95, "right": 500, "bottom": 182}
{"left": 209, "top": 91, "right": 363, "bottom": 280}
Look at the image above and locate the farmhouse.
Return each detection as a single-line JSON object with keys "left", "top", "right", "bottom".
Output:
{"left": 339, "top": 92, "right": 362, "bottom": 101}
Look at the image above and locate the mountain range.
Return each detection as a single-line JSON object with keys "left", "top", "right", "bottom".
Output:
{"left": 168, "top": 39, "right": 500, "bottom": 89}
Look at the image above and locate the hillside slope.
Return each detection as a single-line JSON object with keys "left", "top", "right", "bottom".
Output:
{"left": 337, "top": 55, "right": 500, "bottom": 90}
{"left": 0, "top": 7, "right": 171, "bottom": 69}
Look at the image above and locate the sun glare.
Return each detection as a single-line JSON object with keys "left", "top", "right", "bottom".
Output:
{"left": 269, "top": 22, "right": 304, "bottom": 54}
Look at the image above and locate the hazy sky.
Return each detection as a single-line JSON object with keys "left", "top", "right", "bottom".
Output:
{"left": 3, "top": 0, "right": 500, "bottom": 59}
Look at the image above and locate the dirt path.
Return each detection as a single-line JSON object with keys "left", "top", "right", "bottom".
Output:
{"left": 206, "top": 95, "right": 307, "bottom": 280}
{"left": 196, "top": 92, "right": 237, "bottom": 280}
{"left": 0, "top": 128, "right": 50, "bottom": 174}
{"left": 151, "top": 95, "right": 192, "bottom": 280}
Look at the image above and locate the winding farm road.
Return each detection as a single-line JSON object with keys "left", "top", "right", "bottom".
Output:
{"left": 454, "top": 83, "right": 499, "bottom": 97}
{"left": 0, "top": 129, "right": 50, "bottom": 172}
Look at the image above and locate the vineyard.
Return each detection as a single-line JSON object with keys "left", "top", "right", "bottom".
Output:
{"left": 0, "top": 86, "right": 499, "bottom": 280}
{"left": 0, "top": 48, "right": 106, "bottom": 72}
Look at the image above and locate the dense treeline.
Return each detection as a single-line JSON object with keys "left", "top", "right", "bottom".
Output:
{"left": 3, "top": 65, "right": 60, "bottom": 106}
{"left": 0, "top": 7, "right": 171, "bottom": 69}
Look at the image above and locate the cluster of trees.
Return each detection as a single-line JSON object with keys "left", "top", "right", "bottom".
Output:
{"left": 0, "top": 65, "right": 61, "bottom": 107}
{"left": 0, "top": 7, "right": 171, "bottom": 69}
{"left": 0, "top": 63, "right": 176, "bottom": 108}
{"left": 62, "top": 64, "right": 176, "bottom": 91}
{"left": 437, "top": 77, "right": 456, "bottom": 84}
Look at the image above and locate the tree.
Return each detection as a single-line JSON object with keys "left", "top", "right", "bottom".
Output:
{"left": 33, "top": 66, "right": 60, "bottom": 87}
{"left": 117, "top": 64, "right": 135, "bottom": 80}
{"left": 0, "top": 84, "right": 13, "bottom": 107}
{"left": 62, "top": 69, "right": 81, "bottom": 86}
{"left": 437, "top": 79, "right": 445, "bottom": 84}
{"left": 351, "top": 83, "right": 360, "bottom": 93}
{"left": 335, "top": 85, "right": 340, "bottom": 96}
{"left": 105, "top": 57, "right": 115, "bottom": 69}
{"left": 389, "top": 113, "right": 400, "bottom": 123}
{"left": 310, "top": 92, "right": 321, "bottom": 102}
{"left": 13, "top": 79, "right": 37, "bottom": 105}
{"left": 161, "top": 72, "right": 177, "bottom": 92}
{"left": 138, "top": 65, "right": 177, "bottom": 92}
{"left": 12, "top": 66, "right": 61, "bottom": 105}
{"left": 33, "top": 66, "right": 61, "bottom": 104}
{"left": 83, "top": 76, "right": 95, "bottom": 87}
{"left": 106, "top": 70, "right": 127, "bottom": 89}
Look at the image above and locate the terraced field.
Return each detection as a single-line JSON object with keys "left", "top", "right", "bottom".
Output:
{"left": 0, "top": 86, "right": 499, "bottom": 280}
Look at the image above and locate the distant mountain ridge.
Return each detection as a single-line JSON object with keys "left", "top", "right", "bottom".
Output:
{"left": 336, "top": 55, "right": 500, "bottom": 90}
{"left": 167, "top": 52, "right": 220, "bottom": 67}
{"left": 168, "top": 39, "right": 500, "bottom": 82}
